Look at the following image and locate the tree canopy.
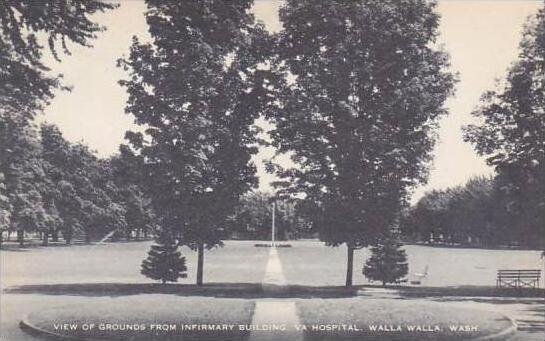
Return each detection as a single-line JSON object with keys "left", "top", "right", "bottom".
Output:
{"left": 118, "top": 0, "right": 273, "bottom": 285}
{"left": 0, "top": 0, "right": 117, "bottom": 118}
{"left": 464, "top": 7, "right": 545, "bottom": 247}
{"left": 268, "top": 0, "right": 455, "bottom": 286}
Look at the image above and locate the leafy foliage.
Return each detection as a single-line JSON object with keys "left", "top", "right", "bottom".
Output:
{"left": 0, "top": 0, "right": 117, "bottom": 118}
{"left": 403, "top": 175, "right": 543, "bottom": 248}
{"left": 0, "top": 1, "right": 118, "bottom": 246}
{"left": 0, "top": 115, "right": 49, "bottom": 245}
{"left": 118, "top": 0, "right": 273, "bottom": 284}
{"left": 109, "top": 150, "right": 158, "bottom": 240}
{"left": 268, "top": 0, "right": 455, "bottom": 285}
{"left": 0, "top": 172, "right": 10, "bottom": 237}
{"left": 463, "top": 7, "right": 545, "bottom": 247}
{"left": 228, "top": 192, "right": 306, "bottom": 240}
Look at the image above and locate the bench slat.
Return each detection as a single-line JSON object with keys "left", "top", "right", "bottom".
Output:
{"left": 496, "top": 269, "right": 541, "bottom": 289}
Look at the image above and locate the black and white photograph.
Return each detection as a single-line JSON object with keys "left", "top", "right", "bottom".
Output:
{"left": 0, "top": 1, "right": 544, "bottom": 340}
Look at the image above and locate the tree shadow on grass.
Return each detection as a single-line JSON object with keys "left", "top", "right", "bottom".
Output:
{"left": 6, "top": 282, "right": 360, "bottom": 299}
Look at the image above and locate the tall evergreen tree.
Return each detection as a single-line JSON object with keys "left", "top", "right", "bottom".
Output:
{"left": 119, "top": 0, "right": 272, "bottom": 285}
{"left": 269, "top": 0, "right": 455, "bottom": 286}
{"left": 141, "top": 228, "right": 187, "bottom": 284}
{"left": 363, "top": 229, "right": 408, "bottom": 286}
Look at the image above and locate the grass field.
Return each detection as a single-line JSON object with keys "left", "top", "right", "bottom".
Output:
{"left": 1, "top": 240, "right": 270, "bottom": 287}
{"left": 25, "top": 295, "right": 255, "bottom": 340}
{"left": 277, "top": 240, "right": 545, "bottom": 287}
{"left": 1, "top": 240, "right": 544, "bottom": 341}
{"left": 295, "top": 298, "right": 513, "bottom": 341}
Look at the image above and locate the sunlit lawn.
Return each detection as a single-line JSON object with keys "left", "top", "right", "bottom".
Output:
{"left": 276, "top": 240, "right": 544, "bottom": 287}
{"left": 1, "top": 240, "right": 270, "bottom": 287}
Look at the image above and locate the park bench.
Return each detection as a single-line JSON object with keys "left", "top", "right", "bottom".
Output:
{"left": 496, "top": 269, "right": 541, "bottom": 289}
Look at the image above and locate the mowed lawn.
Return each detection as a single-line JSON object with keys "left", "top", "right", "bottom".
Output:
{"left": 276, "top": 240, "right": 544, "bottom": 287}
{"left": 1, "top": 240, "right": 270, "bottom": 287}
{"left": 1, "top": 241, "right": 269, "bottom": 341}
{"left": 4, "top": 239, "right": 542, "bottom": 288}
{"left": 1, "top": 239, "right": 544, "bottom": 341}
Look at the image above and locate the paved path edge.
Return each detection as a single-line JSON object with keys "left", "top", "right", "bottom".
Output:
{"left": 19, "top": 316, "right": 92, "bottom": 340}
{"left": 473, "top": 313, "right": 518, "bottom": 341}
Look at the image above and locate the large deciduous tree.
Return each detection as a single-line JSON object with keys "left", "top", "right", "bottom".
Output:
{"left": 0, "top": 1, "right": 116, "bottom": 246}
{"left": 40, "top": 123, "right": 129, "bottom": 244}
{"left": 0, "top": 115, "right": 48, "bottom": 246}
{"left": 110, "top": 149, "right": 158, "bottom": 241}
{"left": 464, "top": 7, "right": 545, "bottom": 248}
{"left": 270, "top": 0, "right": 455, "bottom": 286}
{"left": 0, "top": 0, "right": 117, "bottom": 119}
{"left": 118, "top": 0, "right": 272, "bottom": 285}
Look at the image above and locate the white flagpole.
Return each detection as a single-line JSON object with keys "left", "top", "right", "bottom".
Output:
{"left": 271, "top": 202, "right": 276, "bottom": 247}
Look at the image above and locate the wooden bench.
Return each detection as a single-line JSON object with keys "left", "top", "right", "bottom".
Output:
{"left": 497, "top": 269, "right": 541, "bottom": 288}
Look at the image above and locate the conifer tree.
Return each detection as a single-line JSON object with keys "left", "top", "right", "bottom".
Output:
{"left": 363, "top": 229, "right": 408, "bottom": 286}
{"left": 141, "top": 228, "right": 187, "bottom": 284}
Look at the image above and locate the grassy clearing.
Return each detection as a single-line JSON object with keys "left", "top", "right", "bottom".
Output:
{"left": 276, "top": 240, "right": 544, "bottom": 287}
{"left": 26, "top": 295, "right": 255, "bottom": 340}
{"left": 1, "top": 240, "right": 270, "bottom": 287}
{"left": 296, "top": 298, "right": 514, "bottom": 341}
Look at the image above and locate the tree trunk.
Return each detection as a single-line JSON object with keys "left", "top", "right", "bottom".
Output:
{"left": 196, "top": 242, "right": 204, "bottom": 286}
{"left": 64, "top": 230, "right": 72, "bottom": 245}
{"left": 0, "top": 230, "right": 3, "bottom": 248}
{"left": 135, "top": 229, "right": 140, "bottom": 241}
{"left": 17, "top": 229, "right": 24, "bottom": 246}
{"left": 52, "top": 230, "right": 59, "bottom": 242}
{"left": 85, "top": 229, "right": 91, "bottom": 244}
{"left": 345, "top": 244, "right": 354, "bottom": 287}
{"left": 42, "top": 231, "right": 49, "bottom": 246}
{"left": 7, "top": 230, "right": 11, "bottom": 241}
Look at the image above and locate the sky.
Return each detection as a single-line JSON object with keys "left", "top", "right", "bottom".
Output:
{"left": 40, "top": 0, "right": 542, "bottom": 203}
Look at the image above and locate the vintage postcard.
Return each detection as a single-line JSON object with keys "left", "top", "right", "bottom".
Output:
{"left": 1, "top": 1, "right": 543, "bottom": 340}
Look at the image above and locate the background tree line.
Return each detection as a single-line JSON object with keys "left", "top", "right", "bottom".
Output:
{"left": 401, "top": 175, "right": 544, "bottom": 248}
{"left": 227, "top": 191, "right": 312, "bottom": 241}
{"left": 0, "top": 120, "right": 157, "bottom": 246}
{"left": 403, "top": 6, "right": 545, "bottom": 250}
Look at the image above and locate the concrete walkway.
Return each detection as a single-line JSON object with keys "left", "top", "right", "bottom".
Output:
{"left": 249, "top": 248, "right": 303, "bottom": 341}
{"left": 262, "top": 247, "right": 287, "bottom": 287}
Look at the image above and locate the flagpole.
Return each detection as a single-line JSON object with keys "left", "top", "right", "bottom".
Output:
{"left": 271, "top": 202, "right": 275, "bottom": 247}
